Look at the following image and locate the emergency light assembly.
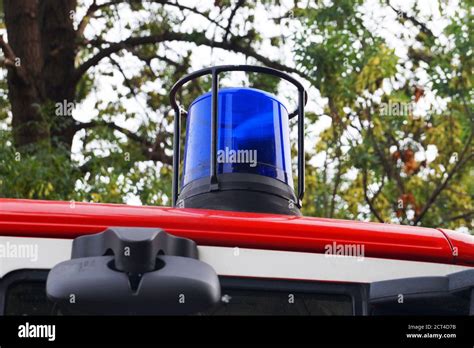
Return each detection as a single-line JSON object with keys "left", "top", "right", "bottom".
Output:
{"left": 0, "top": 65, "right": 473, "bottom": 318}
{"left": 170, "top": 65, "right": 307, "bottom": 215}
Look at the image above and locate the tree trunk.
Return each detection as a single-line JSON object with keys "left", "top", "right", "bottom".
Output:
{"left": 38, "top": 0, "right": 77, "bottom": 149}
{"left": 4, "top": 0, "right": 48, "bottom": 149}
{"left": 3, "top": 0, "right": 77, "bottom": 151}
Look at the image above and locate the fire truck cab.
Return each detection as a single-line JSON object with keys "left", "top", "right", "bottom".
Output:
{"left": 1, "top": 198, "right": 473, "bottom": 316}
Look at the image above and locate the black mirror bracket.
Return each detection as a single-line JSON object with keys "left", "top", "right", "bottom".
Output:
{"left": 46, "top": 227, "right": 221, "bottom": 315}
{"left": 71, "top": 227, "right": 199, "bottom": 273}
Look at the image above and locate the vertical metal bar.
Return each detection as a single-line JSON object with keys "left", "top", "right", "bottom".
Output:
{"left": 172, "top": 107, "right": 180, "bottom": 206}
{"left": 297, "top": 89, "right": 305, "bottom": 205}
{"left": 210, "top": 69, "right": 219, "bottom": 189}
{"left": 359, "top": 284, "right": 370, "bottom": 316}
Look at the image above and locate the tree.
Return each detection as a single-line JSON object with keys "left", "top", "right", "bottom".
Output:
{"left": 0, "top": 0, "right": 472, "bottom": 232}
{"left": 0, "top": 0, "right": 294, "bottom": 203}
{"left": 294, "top": 0, "right": 472, "bottom": 230}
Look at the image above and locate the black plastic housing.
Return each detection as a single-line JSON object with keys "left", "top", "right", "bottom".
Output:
{"left": 46, "top": 227, "right": 221, "bottom": 315}
{"left": 177, "top": 173, "right": 301, "bottom": 215}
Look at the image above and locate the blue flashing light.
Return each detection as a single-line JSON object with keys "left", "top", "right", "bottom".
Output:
{"left": 182, "top": 87, "right": 293, "bottom": 188}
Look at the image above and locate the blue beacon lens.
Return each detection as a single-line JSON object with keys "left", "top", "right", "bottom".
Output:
{"left": 182, "top": 87, "right": 293, "bottom": 188}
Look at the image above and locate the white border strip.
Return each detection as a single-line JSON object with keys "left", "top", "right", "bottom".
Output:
{"left": 0, "top": 236, "right": 470, "bottom": 283}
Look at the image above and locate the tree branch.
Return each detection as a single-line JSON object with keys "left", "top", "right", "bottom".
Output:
{"left": 445, "top": 210, "right": 474, "bottom": 223}
{"left": 78, "top": 119, "right": 149, "bottom": 144}
{"left": 76, "top": 120, "right": 172, "bottom": 165}
{"left": 128, "top": 45, "right": 185, "bottom": 74}
{"left": 329, "top": 150, "right": 342, "bottom": 218}
{"left": 163, "top": 1, "right": 226, "bottom": 30}
{"left": 385, "top": 0, "right": 434, "bottom": 37}
{"left": 0, "top": 34, "right": 29, "bottom": 84}
{"left": 224, "top": 0, "right": 245, "bottom": 42}
{"left": 77, "top": 0, "right": 100, "bottom": 38}
{"left": 362, "top": 168, "right": 385, "bottom": 223}
{"left": 414, "top": 131, "right": 473, "bottom": 225}
{"left": 74, "top": 30, "right": 310, "bottom": 84}
{"left": 77, "top": 0, "right": 227, "bottom": 38}
{"left": 108, "top": 55, "right": 154, "bottom": 122}
{"left": 364, "top": 108, "right": 405, "bottom": 194}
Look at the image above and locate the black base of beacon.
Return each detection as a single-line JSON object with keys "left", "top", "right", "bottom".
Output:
{"left": 176, "top": 173, "right": 301, "bottom": 216}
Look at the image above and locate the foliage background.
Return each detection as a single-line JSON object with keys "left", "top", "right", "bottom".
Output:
{"left": 0, "top": 0, "right": 472, "bottom": 233}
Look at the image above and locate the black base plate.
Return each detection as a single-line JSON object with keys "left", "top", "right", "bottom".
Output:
{"left": 178, "top": 189, "right": 301, "bottom": 216}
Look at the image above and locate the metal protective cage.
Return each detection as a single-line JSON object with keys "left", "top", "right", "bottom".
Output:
{"left": 169, "top": 65, "right": 307, "bottom": 208}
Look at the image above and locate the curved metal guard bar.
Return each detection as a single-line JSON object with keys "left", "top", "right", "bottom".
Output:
{"left": 169, "top": 65, "right": 307, "bottom": 208}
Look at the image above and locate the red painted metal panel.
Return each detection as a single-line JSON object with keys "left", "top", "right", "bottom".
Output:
{"left": 0, "top": 199, "right": 470, "bottom": 265}
{"left": 438, "top": 228, "right": 474, "bottom": 266}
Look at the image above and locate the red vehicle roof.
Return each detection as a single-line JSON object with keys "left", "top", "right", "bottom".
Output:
{"left": 0, "top": 198, "right": 472, "bottom": 266}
